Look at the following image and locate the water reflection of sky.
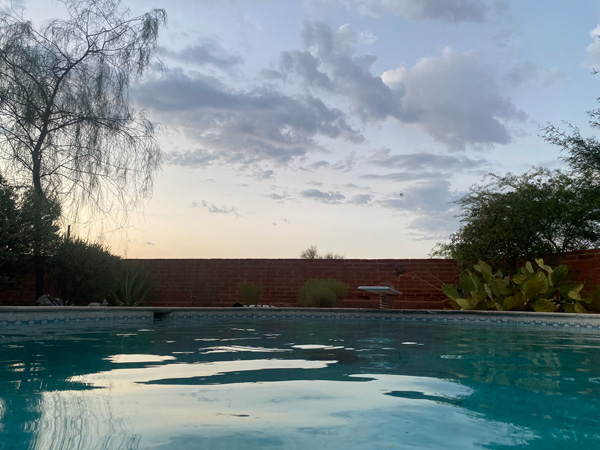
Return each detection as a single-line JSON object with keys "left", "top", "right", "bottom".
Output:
{"left": 1, "top": 319, "right": 600, "bottom": 449}
{"left": 56, "top": 370, "right": 529, "bottom": 450}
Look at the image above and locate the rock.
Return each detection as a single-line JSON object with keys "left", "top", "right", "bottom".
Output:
{"left": 36, "top": 294, "right": 65, "bottom": 306}
{"left": 88, "top": 299, "right": 109, "bottom": 306}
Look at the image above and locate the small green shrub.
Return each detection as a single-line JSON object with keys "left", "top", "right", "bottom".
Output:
{"left": 109, "top": 261, "right": 153, "bottom": 306}
{"left": 238, "top": 280, "right": 263, "bottom": 305}
{"left": 48, "top": 237, "right": 121, "bottom": 305}
{"left": 298, "top": 278, "right": 348, "bottom": 307}
{"left": 442, "top": 259, "right": 590, "bottom": 313}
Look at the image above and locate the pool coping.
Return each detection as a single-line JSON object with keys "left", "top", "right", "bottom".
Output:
{"left": 0, "top": 307, "right": 599, "bottom": 329}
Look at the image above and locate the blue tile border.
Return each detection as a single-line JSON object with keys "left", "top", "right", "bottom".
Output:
{"left": 1, "top": 307, "right": 599, "bottom": 330}
{"left": 167, "top": 308, "right": 600, "bottom": 330}
{"left": 0, "top": 307, "right": 153, "bottom": 327}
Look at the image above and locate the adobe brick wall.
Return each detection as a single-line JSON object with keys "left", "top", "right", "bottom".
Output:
{"left": 0, "top": 273, "right": 36, "bottom": 306}
{"left": 557, "top": 249, "right": 600, "bottom": 289}
{"left": 2, "top": 249, "right": 599, "bottom": 308}
{"left": 140, "top": 258, "right": 459, "bottom": 309}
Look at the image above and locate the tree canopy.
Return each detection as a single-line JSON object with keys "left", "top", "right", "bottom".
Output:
{"left": 299, "top": 245, "right": 345, "bottom": 259}
{"left": 433, "top": 168, "right": 600, "bottom": 271}
{"left": 0, "top": 0, "right": 166, "bottom": 298}
{"left": 0, "top": 175, "right": 60, "bottom": 289}
{"left": 0, "top": 0, "right": 166, "bottom": 224}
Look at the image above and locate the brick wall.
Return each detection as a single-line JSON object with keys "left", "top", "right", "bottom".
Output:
{"left": 2, "top": 249, "right": 600, "bottom": 308}
{"left": 0, "top": 273, "right": 36, "bottom": 306}
{"left": 140, "top": 258, "right": 459, "bottom": 309}
{"left": 556, "top": 249, "right": 600, "bottom": 289}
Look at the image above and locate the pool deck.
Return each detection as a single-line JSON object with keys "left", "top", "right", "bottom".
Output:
{"left": 1, "top": 307, "right": 600, "bottom": 329}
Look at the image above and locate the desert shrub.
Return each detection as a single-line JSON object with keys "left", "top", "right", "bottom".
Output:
{"left": 109, "top": 261, "right": 153, "bottom": 306}
{"left": 298, "top": 278, "right": 348, "bottom": 307}
{"left": 238, "top": 280, "right": 263, "bottom": 306}
{"left": 48, "top": 237, "right": 121, "bottom": 305}
{"left": 442, "top": 259, "right": 591, "bottom": 313}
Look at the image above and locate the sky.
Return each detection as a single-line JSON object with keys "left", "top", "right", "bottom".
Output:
{"left": 5, "top": 0, "right": 600, "bottom": 259}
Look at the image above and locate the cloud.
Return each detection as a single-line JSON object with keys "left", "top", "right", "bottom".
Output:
{"left": 280, "top": 22, "right": 406, "bottom": 123}
{"left": 382, "top": 47, "right": 527, "bottom": 149}
{"left": 362, "top": 171, "right": 444, "bottom": 182}
{"left": 368, "top": 148, "right": 488, "bottom": 172}
{"left": 164, "top": 149, "right": 219, "bottom": 168}
{"left": 260, "top": 68, "right": 287, "bottom": 81}
{"left": 299, "top": 188, "right": 371, "bottom": 206}
{"left": 585, "top": 25, "right": 600, "bottom": 69}
{"left": 265, "top": 191, "right": 291, "bottom": 202}
{"left": 300, "top": 189, "right": 345, "bottom": 204}
{"left": 407, "top": 213, "right": 461, "bottom": 240}
{"left": 350, "top": 194, "right": 372, "bottom": 205}
{"left": 160, "top": 39, "right": 242, "bottom": 69}
{"left": 135, "top": 68, "right": 363, "bottom": 170}
{"left": 319, "top": 0, "right": 490, "bottom": 23}
{"left": 382, "top": 179, "right": 460, "bottom": 213}
{"left": 305, "top": 152, "right": 359, "bottom": 173}
{"left": 279, "top": 23, "right": 523, "bottom": 149}
{"left": 0, "top": 0, "right": 25, "bottom": 13}
{"left": 379, "top": 179, "right": 462, "bottom": 238}
{"left": 504, "top": 61, "right": 566, "bottom": 87}
{"left": 193, "top": 200, "right": 241, "bottom": 217}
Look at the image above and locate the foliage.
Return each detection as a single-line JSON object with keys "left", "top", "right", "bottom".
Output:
{"left": 585, "top": 283, "right": 600, "bottom": 313}
{"left": 237, "top": 280, "right": 263, "bottom": 306}
{"left": 47, "top": 237, "right": 121, "bottom": 305}
{"left": 108, "top": 261, "right": 153, "bottom": 306}
{"left": 432, "top": 169, "right": 600, "bottom": 271}
{"left": 298, "top": 278, "right": 348, "bottom": 307}
{"left": 0, "top": 0, "right": 166, "bottom": 212}
{"left": 300, "top": 245, "right": 344, "bottom": 259}
{"left": 0, "top": 177, "right": 28, "bottom": 288}
{"left": 442, "top": 259, "right": 591, "bottom": 313}
{"left": 0, "top": 0, "right": 166, "bottom": 298}
{"left": 0, "top": 177, "right": 60, "bottom": 289}
{"left": 543, "top": 112, "right": 600, "bottom": 182}
{"left": 18, "top": 190, "right": 62, "bottom": 257}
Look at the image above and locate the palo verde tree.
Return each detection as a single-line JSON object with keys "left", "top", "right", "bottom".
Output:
{"left": 0, "top": 0, "right": 166, "bottom": 298}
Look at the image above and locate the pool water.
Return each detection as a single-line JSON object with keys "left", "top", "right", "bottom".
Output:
{"left": 1, "top": 316, "right": 600, "bottom": 449}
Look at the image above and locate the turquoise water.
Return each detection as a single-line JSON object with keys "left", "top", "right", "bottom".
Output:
{"left": 1, "top": 317, "right": 600, "bottom": 449}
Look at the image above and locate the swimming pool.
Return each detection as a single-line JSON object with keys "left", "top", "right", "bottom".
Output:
{"left": 1, "top": 309, "right": 600, "bottom": 449}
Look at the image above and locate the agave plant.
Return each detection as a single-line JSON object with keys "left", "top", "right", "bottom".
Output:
{"left": 109, "top": 262, "right": 153, "bottom": 307}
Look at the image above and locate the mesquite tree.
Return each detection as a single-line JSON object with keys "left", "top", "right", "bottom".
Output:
{"left": 432, "top": 169, "right": 600, "bottom": 271}
{"left": 0, "top": 0, "right": 166, "bottom": 298}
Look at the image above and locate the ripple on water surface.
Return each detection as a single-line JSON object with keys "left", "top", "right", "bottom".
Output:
{"left": 0, "top": 317, "right": 599, "bottom": 449}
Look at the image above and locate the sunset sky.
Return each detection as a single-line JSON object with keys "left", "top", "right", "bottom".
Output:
{"left": 7, "top": 0, "right": 600, "bottom": 259}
